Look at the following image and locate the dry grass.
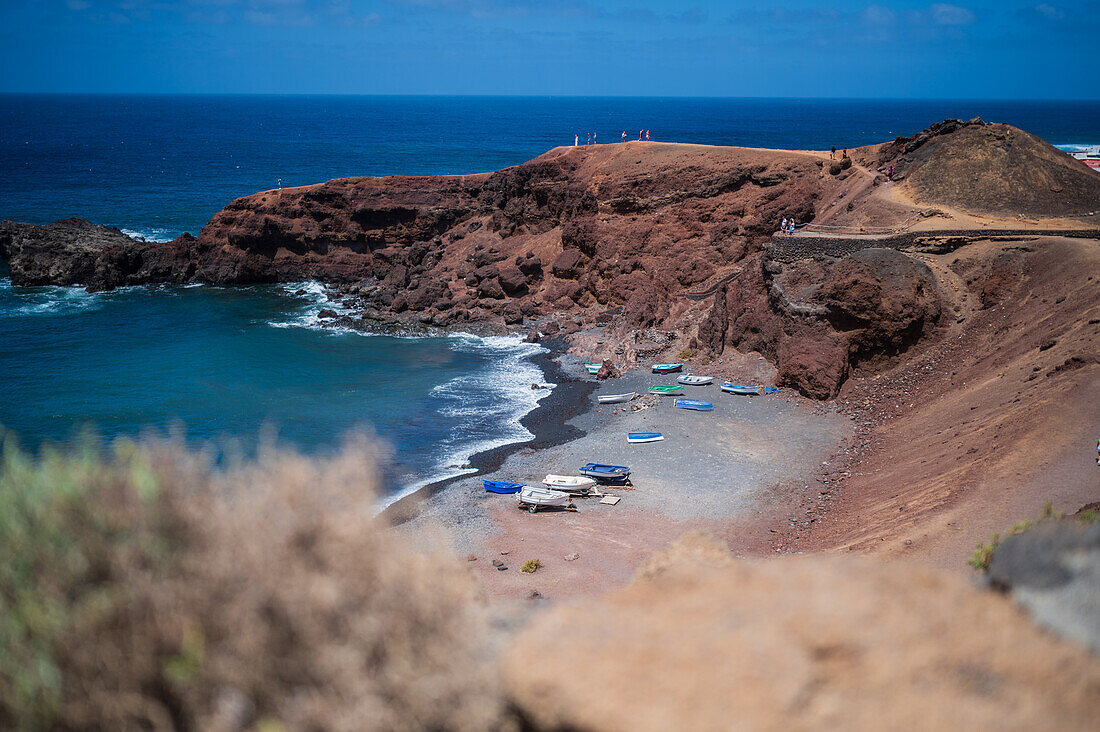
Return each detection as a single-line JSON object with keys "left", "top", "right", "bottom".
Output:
{"left": 0, "top": 431, "right": 508, "bottom": 731}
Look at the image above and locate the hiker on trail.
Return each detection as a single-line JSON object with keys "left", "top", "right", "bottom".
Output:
{"left": 639, "top": 130, "right": 644, "bottom": 141}
{"left": 1096, "top": 437, "right": 1099, "bottom": 465}
{"left": 842, "top": 149, "right": 848, "bottom": 158}
{"left": 888, "top": 165, "right": 893, "bottom": 180}
{"left": 646, "top": 130, "right": 650, "bottom": 141}
{"left": 594, "top": 132, "right": 598, "bottom": 144}
{"left": 781, "top": 217, "right": 788, "bottom": 235}
{"left": 789, "top": 219, "right": 796, "bottom": 235}
{"left": 830, "top": 146, "right": 837, "bottom": 159}
{"left": 574, "top": 134, "right": 579, "bottom": 146}
{"left": 622, "top": 131, "right": 627, "bottom": 143}
{"left": 587, "top": 132, "right": 592, "bottom": 146}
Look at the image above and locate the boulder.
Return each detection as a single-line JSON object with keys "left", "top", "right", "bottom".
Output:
{"left": 551, "top": 249, "right": 585, "bottom": 279}
{"left": 497, "top": 266, "right": 529, "bottom": 296}
{"left": 595, "top": 360, "right": 621, "bottom": 380}
{"left": 476, "top": 277, "right": 506, "bottom": 300}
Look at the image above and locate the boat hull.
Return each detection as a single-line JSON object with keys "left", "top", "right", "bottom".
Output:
{"left": 517, "top": 487, "right": 571, "bottom": 508}
{"left": 652, "top": 363, "right": 683, "bottom": 373}
{"left": 580, "top": 463, "right": 631, "bottom": 480}
{"left": 628, "top": 432, "right": 664, "bottom": 443}
{"left": 649, "top": 385, "right": 684, "bottom": 395}
{"left": 598, "top": 392, "right": 637, "bottom": 404}
{"left": 484, "top": 480, "right": 525, "bottom": 494}
{"left": 721, "top": 382, "right": 764, "bottom": 396}
{"left": 677, "top": 375, "right": 713, "bottom": 386}
{"left": 674, "top": 399, "right": 714, "bottom": 411}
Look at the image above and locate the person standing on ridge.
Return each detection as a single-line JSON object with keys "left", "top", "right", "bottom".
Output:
{"left": 830, "top": 146, "right": 837, "bottom": 159}
{"left": 587, "top": 132, "right": 591, "bottom": 146}
{"left": 622, "top": 131, "right": 627, "bottom": 143}
{"left": 646, "top": 130, "right": 650, "bottom": 141}
{"left": 594, "top": 132, "right": 598, "bottom": 144}
{"left": 574, "top": 134, "right": 579, "bottom": 146}
{"left": 781, "top": 217, "right": 788, "bottom": 235}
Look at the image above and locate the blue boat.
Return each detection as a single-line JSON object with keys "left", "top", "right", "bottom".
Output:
{"left": 652, "top": 363, "right": 683, "bottom": 373}
{"left": 627, "top": 432, "right": 664, "bottom": 444}
{"left": 721, "top": 382, "right": 764, "bottom": 396}
{"left": 483, "top": 480, "right": 525, "bottom": 494}
{"left": 579, "top": 463, "right": 631, "bottom": 480}
{"left": 674, "top": 399, "right": 714, "bottom": 411}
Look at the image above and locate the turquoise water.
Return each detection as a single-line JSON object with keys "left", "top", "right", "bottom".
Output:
{"left": 0, "top": 269, "right": 548, "bottom": 496}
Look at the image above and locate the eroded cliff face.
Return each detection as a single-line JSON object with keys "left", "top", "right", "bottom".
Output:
{"left": 694, "top": 247, "right": 944, "bottom": 398}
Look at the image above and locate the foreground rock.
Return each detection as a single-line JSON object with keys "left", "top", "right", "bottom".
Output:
{"left": 505, "top": 535, "right": 1100, "bottom": 730}
{"left": 988, "top": 518, "right": 1100, "bottom": 653}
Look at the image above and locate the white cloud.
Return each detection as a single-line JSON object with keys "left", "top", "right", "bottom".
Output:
{"left": 1035, "top": 4, "right": 1066, "bottom": 20}
{"left": 861, "top": 5, "right": 896, "bottom": 25}
{"left": 929, "top": 3, "right": 975, "bottom": 26}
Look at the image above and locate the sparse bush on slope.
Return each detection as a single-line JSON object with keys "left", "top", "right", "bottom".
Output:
{"left": 0, "top": 432, "right": 506, "bottom": 731}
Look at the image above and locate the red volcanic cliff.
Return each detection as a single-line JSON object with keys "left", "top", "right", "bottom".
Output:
{"left": 5, "top": 120, "right": 1097, "bottom": 398}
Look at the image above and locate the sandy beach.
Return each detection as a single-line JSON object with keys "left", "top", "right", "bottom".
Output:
{"left": 399, "top": 355, "right": 852, "bottom": 599}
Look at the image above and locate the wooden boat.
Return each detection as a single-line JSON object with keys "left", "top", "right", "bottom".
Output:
{"left": 516, "top": 486, "right": 571, "bottom": 512}
{"left": 598, "top": 392, "right": 637, "bottom": 404}
{"left": 677, "top": 375, "right": 713, "bottom": 386}
{"left": 483, "top": 480, "right": 525, "bottom": 494}
{"left": 579, "top": 463, "right": 631, "bottom": 480}
{"left": 721, "top": 382, "right": 764, "bottom": 396}
{"left": 648, "top": 385, "right": 684, "bottom": 395}
{"left": 543, "top": 474, "right": 597, "bottom": 493}
{"left": 584, "top": 362, "right": 602, "bottom": 374}
{"left": 674, "top": 399, "right": 714, "bottom": 411}
{"left": 652, "top": 363, "right": 683, "bottom": 373}
{"left": 628, "top": 432, "right": 664, "bottom": 444}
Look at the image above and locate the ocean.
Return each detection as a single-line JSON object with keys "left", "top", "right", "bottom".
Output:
{"left": 2, "top": 95, "right": 1098, "bottom": 496}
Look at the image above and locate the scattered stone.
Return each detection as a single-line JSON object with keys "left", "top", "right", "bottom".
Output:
{"left": 491, "top": 559, "right": 504, "bottom": 567}
{"left": 528, "top": 590, "right": 543, "bottom": 600}
{"left": 497, "top": 564, "right": 508, "bottom": 571}
{"left": 564, "top": 553, "right": 580, "bottom": 561}
{"left": 500, "top": 550, "right": 510, "bottom": 555}
{"left": 467, "top": 554, "right": 477, "bottom": 562}
{"left": 1038, "top": 338, "right": 1057, "bottom": 351}
{"left": 317, "top": 309, "right": 338, "bottom": 319}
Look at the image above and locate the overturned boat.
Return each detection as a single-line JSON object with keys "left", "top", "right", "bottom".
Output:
{"left": 598, "top": 392, "right": 638, "bottom": 404}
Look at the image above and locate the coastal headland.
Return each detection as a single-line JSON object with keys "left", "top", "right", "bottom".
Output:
{"left": 4, "top": 117, "right": 1100, "bottom": 725}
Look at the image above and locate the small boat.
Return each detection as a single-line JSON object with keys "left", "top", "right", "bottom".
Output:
{"left": 628, "top": 432, "right": 664, "bottom": 444}
{"left": 677, "top": 375, "right": 713, "bottom": 386}
{"left": 649, "top": 385, "right": 684, "bottom": 395}
{"left": 579, "top": 463, "right": 631, "bottom": 480}
{"left": 483, "top": 480, "right": 525, "bottom": 494}
{"left": 516, "top": 486, "right": 572, "bottom": 512}
{"left": 652, "top": 363, "right": 683, "bottom": 373}
{"left": 598, "top": 392, "right": 637, "bottom": 404}
{"left": 721, "top": 382, "right": 764, "bottom": 396}
{"left": 543, "top": 474, "right": 598, "bottom": 493}
{"left": 584, "top": 362, "right": 602, "bottom": 374}
{"left": 674, "top": 399, "right": 714, "bottom": 411}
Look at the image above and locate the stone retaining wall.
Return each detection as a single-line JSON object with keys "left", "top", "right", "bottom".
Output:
{"left": 768, "top": 228, "right": 1100, "bottom": 262}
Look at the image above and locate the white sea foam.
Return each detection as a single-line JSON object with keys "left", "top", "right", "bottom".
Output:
{"left": 0, "top": 278, "right": 108, "bottom": 317}
{"left": 378, "top": 333, "right": 555, "bottom": 510}
{"left": 266, "top": 280, "right": 355, "bottom": 331}
{"left": 119, "top": 227, "right": 176, "bottom": 243}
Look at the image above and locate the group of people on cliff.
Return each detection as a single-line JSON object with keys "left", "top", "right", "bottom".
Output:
{"left": 779, "top": 217, "right": 797, "bottom": 236}
{"left": 574, "top": 130, "right": 650, "bottom": 146}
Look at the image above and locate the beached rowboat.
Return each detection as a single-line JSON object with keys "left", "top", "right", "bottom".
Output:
{"left": 579, "top": 463, "right": 631, "bottom": 480}
{"left": 648, "top": 385, "right": 684, "bottom": 395}
{"left": 677, "top": 375, "right": 713, "bottom": 386}
{"left": 674, "top": 399, "right": 714, "bottom": 411}
{"left": 516, "top": 486, "right": 571, "bottom": 512}
{"left": 584, "top": 362, "right": 602, "bottom": 374}
{"left": 598, "top": 392, "right": 637, "bottom": 404}
{"left": 483, "top": 480, "right": 525, "bottom": 494}
{"left": 543, "top": 474, "right": 598, "bottom": 493}
{"left": 628, "top": 432, "right": 664, "bottom": 444}
{"left": 721, "top": 382, "right": 764, "bottom": 396}
{"left": 652, "top": 363, "right": 683, "bottom": 373}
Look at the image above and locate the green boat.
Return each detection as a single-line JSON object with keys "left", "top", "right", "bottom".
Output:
{"left": 649, "top": 385, "right": 684, "bottom": 395}
{"left": 584, "top": 362, "right": 603, "bottom": 374}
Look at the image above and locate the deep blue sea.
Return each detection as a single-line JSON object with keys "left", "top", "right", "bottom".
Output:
{"left": 2, "top": 96, "right": 1098, "bottom": 496}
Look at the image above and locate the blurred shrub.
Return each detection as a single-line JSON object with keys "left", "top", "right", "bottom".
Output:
{"left": 0, "top": 432, "right": 506, "bottom": 731}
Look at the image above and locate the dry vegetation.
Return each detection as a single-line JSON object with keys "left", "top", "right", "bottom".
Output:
{"left": 0, "top": 432, "right": 507, "bottom": 731}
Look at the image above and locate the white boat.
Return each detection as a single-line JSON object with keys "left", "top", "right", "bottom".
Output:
{"left": 543, "top": 474, "right": 597, "bottom": 493}
{"left": 677, "top": 375, "right": 713, "bottom": 386}
{"left": 516, "top": 486, "right": 572, "bottom": 512}
{"left": 598, "top": 392, "right": 637, "bottom": 404}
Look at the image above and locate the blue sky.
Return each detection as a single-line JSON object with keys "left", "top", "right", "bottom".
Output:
{"left": 1, "top": 1, "right": 1097, "bottom": 97}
